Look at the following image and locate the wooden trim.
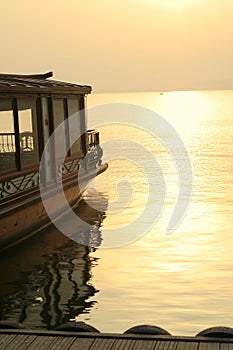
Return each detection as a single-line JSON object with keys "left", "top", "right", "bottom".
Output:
{"left": 58, "top": 152, "right": 84, "bottom": 163}
{"left": 79, "top": 96, "right": 87, "bottom": 154}
{"left": 0, "top": 93, "right": 40, "bottom": 98}
{"left": 53, "top": 93, "right": 83, "bottom": 99}
{"left": 36, "top": 96, "right": 44, "bottom": 159}
{"left": 0, "top": 169, "right": 80, "bottom": 211}
{"left": 0, "top": 185, "right": 40, "bottom": 210}
{"left": 0, "top": 152, "right": 84, "bottom": 182}
{"left": 0, "top": 86, "right": 92, "bottom": 95}
{"left": 12, "top": 98, "right": 21, "bottom": 171}
{"left": 0, "top": 165, "right": 39, "bottom": 183}
{"left": 48, "top": 96, "right": 56, "bottom": 179}
{"left": 64, "top": 98, "right": 71, "bottom": 157}
{"left": 0, "top": 167, "right": 18, "bottom": 179}
{"left": 0, "top": 72, "right": 53, "bottom": 79}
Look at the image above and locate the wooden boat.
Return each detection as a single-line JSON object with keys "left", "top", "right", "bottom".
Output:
{"left": 0, "top": 72, "right": 108, "bottom": 251}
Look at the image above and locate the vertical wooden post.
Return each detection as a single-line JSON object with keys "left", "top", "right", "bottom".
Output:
{"left": 12, "top": 98, "right": 21, "bottom": 171}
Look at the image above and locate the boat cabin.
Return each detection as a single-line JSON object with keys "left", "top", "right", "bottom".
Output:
{"left": 0, "top": 72, "right": 99, "bottom": 200}
{"left": 0, "top": 72, "right": 107, "bottom": 251}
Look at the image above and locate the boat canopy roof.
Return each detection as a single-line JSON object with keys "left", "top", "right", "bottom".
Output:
{"left": 0, "top": 72, "right": 92, "bottom": 95}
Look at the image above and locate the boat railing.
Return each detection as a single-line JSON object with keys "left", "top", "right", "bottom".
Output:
{"left": 86, "top": 129, "right": 100, "bottom": 150}
{"left": 85, "top": 130, "right": 103, "bottom": 169}
{"left": 0, "top": 132, "right": 34, "bottom": 153}
{"left": 20, "top": 131, "right": 34, "bottom": 151}
{"left": 0, "top": 133, "right": 15, "bottom": 153}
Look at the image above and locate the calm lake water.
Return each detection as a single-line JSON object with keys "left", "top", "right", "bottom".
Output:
{"left": 0, "top": 90, "right": 232, "bottom": 335}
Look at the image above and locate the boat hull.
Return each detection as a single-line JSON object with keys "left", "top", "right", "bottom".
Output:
{"left": 0, "top": 163, "right": 108, "bottom": 252}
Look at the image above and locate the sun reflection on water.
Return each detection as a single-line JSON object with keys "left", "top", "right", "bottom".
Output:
{"left": 87, "top": 90, "right": 233, "bottom": 334}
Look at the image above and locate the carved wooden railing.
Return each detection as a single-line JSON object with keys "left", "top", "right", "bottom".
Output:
{"left": 0, "top": 130, "right": 103, "bottom": 200}
{"left": 0, "top": 133, "right": 16, "bottom": 153}
{"left": 86, "top": 130, "right": 103, "bottom": 169}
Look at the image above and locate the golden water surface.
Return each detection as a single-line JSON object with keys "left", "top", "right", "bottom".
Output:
{"left": 85, "top": 90, "right": 233, "bottom": 334}
{"left": 0, "top": 90, "right": 232, "bottom": 335}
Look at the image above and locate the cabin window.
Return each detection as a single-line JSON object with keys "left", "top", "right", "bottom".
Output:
{"left": 0, "top": 97, "right": 39, "bottom": 176}
{"left": 0, "top": 99, "right": 17, "bottom": 174}
{"left": 67, "top": 98, "right": 82, "bottom": 155}
{"left": 18, "top": 97, "right": 39, "bottom": 168}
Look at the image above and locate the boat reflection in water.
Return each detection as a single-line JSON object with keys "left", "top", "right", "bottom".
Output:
{"left": 0, "top": 189, "right": 107, "bottom": 329}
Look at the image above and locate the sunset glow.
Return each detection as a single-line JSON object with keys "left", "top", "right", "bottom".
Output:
{"left": 1, "top": 0, "right": 232, "bottom": 92}
{"left": 145, "top": 0, "right": 201, "bottom": 12}
{"left": 0, "top": 0, "right": 232, "bottom": 337}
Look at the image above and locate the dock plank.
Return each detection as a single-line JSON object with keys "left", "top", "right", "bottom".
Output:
{"left": 89, "top": 337, "right": 116, "bottom": 350}
{"left": 220, "top": 344, "right": 233, "bottom": 350}
{"left": 154, "top": 340, "right": 178, "bottom": 350}
{"left": 46, "top": 335, "right": 76, "bottom": 350}
{"left": 110, "top": 338, "right": 137, "bottom": 350}
{"left": 26, "top": 335, "right": 56, "bottom": 350}
{"left": 175, "top": 341, "right": 199, "bottom": 350}
{"left": 16, "top": 335, "right": 39, "bottom": 350}
{"left": 69, "top": 336, "right": 95, "bottom": 350}
{"left": 4, "top": 334, "right": 37, "bottom": 350}
{"left": 199, "top": 342, "right": 220, "bottom": 350}
{"left": 0, "top": 334, "right": 18, "bottom": 350}
{"left": 132, "top": 339, "right": 156, "bottom": 350}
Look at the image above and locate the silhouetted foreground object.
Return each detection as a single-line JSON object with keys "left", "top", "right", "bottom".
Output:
{"left": 1, "top": 320, "right": 233, "bottom": 339}
{"left": 0, "top": 321, "right": 233, "bottom": 350}
{"left": 124, "top": 324, "right": 171, "bottom": 335}
{"left": 196, "top": 326, "right": 233, "bottom": 338}
{"left": 56, "top": 321, "right": 100, "bottom": 332}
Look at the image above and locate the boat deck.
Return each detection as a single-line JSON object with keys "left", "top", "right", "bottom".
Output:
{"left": 0, "top": 329, "right": 232, "bottom": 350}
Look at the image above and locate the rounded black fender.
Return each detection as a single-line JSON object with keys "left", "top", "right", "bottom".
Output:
{"left": 124, "top": 324, "right": 171, "bottom": 335}
{"left": 196, "top": 326, "right": 233, "bottom": 338}
{"left": 55, "top": 321, "right": 100, "bottom": 333}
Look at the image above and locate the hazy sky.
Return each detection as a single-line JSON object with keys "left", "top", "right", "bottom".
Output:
{"left": 1, "top": 0, "right": 233, "bottom": 92}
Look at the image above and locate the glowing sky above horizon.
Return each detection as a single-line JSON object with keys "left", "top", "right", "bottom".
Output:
{"left": 1, "top": 0, "right": 232, "bottom": 92}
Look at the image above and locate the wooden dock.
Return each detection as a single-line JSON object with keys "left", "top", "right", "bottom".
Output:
{"left": 0, "top": 329, "right": 232, "bottom": 350}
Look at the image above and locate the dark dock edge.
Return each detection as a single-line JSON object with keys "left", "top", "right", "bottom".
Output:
{"left": 0, "top": 328, "right": 233, "bottom": 350}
